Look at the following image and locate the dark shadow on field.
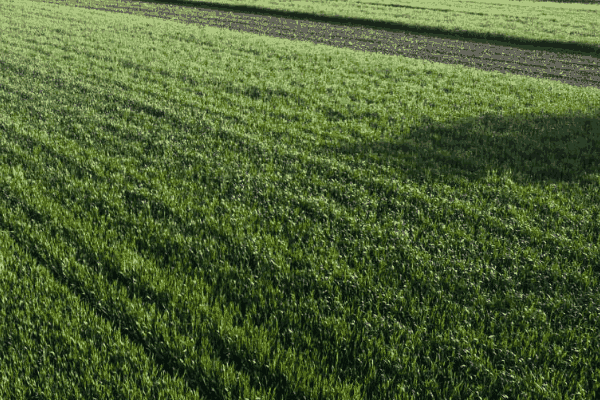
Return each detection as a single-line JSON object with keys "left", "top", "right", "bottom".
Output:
{"left": 29, "top": 0, "right": 600, "bottom": 57}
{"left": 331, "top": 109, "right": 600, "bottom": 188}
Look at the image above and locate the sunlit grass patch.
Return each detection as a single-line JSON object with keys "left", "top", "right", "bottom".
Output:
{"left": 0, "top": 0, "right": 599, "bottom": 399}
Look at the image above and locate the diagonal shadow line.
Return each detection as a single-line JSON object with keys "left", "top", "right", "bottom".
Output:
{"left": 25, "top": 0, "right": 600, "bottom": 91}
{"left": 328, "top": 109, "right": 600, "bottom": 188}
{"left": 29, "top": 0, "right": 600, "bottom": 57}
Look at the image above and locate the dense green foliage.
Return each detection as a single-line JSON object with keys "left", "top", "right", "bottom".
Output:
{"left": 0, "top": 0, "right": 599, "bottom": 399}
{"left": 29, "top": 0, "right": 600, "bottom": 51}
{"left": 177, "top": 0, "right": 600, "bottom": 49}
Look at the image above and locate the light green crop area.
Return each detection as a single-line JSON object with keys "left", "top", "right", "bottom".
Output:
{"left": 0, "top": 0, "right": 599, "bottom": 399}
{"left": 176, "top": 0, "right": 600, "bottom": 47}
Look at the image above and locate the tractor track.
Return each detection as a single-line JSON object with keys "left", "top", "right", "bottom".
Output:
{"left": 31, "top": 0, "right": 600, "bottom": 89}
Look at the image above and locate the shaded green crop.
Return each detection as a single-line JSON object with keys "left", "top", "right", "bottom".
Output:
{"left": 0, "top": 1, "right": 599, "bottom": 399}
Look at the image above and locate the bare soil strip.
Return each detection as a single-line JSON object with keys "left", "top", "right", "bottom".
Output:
{"left": 32, "top": 0, "right": 600, "bottom": 89}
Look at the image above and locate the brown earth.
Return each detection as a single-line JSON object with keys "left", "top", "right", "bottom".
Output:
{"left": 33, "top": 0, "right": 600, "bottom": 90}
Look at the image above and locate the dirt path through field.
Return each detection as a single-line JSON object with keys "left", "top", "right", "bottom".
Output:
{"left": 33, "top": 0, "right": 600, "bottom": 89}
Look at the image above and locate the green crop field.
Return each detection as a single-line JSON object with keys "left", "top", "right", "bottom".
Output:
{"left": 174, "top": 0, "right": 600, "bottom": 50}
{"left": 0, "top": 0, "right": 599, "bottom": 398}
